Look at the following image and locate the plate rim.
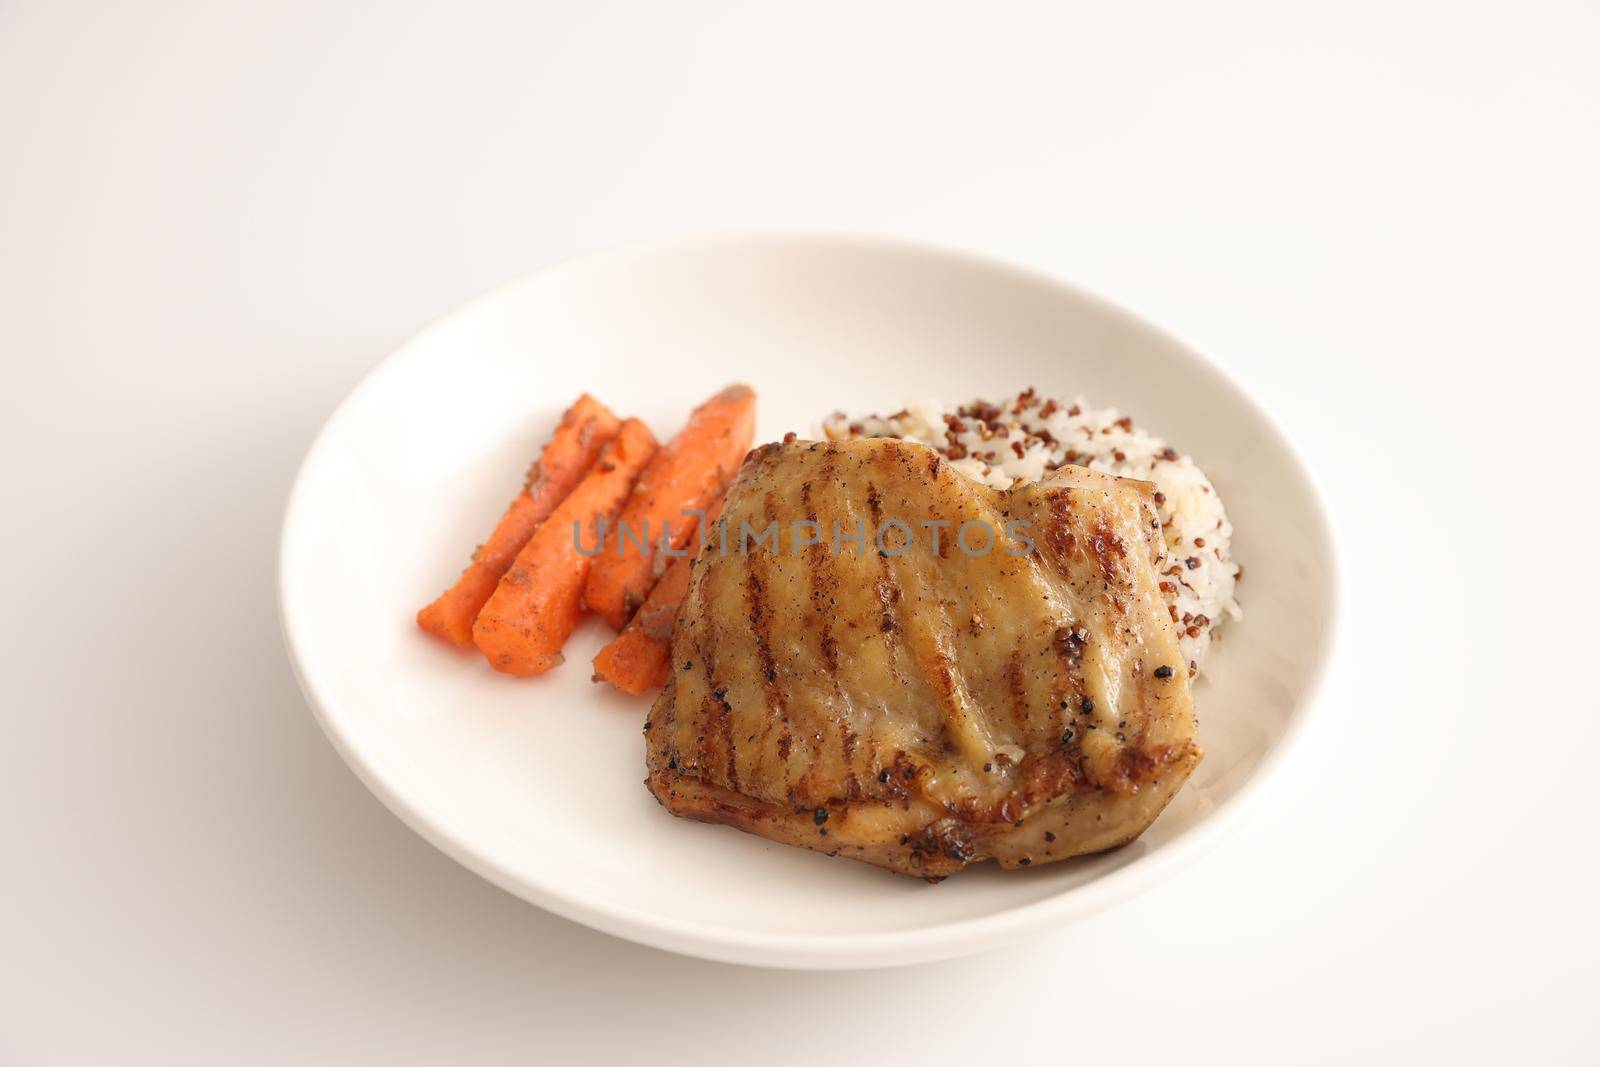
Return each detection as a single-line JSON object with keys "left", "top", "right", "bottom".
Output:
{"left": 278, "top": 231, "right": 1346, "bottom": 969}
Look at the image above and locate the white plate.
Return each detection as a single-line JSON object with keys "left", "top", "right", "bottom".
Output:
{"left": 279, "top": 234, "right": 1341, "bottom": 969}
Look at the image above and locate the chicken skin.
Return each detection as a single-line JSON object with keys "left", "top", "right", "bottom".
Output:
{"left": 645, "top": 438, "right": 1201, "bottom": 879}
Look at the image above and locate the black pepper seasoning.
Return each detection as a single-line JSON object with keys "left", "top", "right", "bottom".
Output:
{"left": 1154, "top": 665, "right": 1174, "bottom": 679}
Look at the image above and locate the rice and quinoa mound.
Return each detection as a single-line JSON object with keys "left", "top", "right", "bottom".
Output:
{"left": 821, "top": 387, "right": 1241, "bottom": 677}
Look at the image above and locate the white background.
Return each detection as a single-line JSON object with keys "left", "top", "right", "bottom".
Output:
{"left": 3, "top": 1, "right": 1597, "bottom": 1063}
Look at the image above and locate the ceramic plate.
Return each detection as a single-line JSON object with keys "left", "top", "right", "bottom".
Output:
{"left": 279, "top": 234, "right": 1340, "bottom": 968}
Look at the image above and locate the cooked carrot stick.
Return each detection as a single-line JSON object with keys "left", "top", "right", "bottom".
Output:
{"left": 591, "top": 497, "right": 727, "bottom": 695}
{"left": 472, "top": 419, "right": 659, "bottom": 676}
{"left": 418, "top": 394, "right": 621, "bottom": 646}
{"left": 583, "top": 384, "right": 755, "bottom": 629}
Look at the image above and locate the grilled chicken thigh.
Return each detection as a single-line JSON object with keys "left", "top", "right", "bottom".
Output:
{"left": 645, "top": 438, "right": 1201, "bottom": 879}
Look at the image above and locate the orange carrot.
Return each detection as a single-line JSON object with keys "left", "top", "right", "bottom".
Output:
{"left": 472, "top": 419, "right": 659, "bottom": 676}
{"left": 418, "top": 394, "right": 621, "bottom": 646}
{"left": 591, "top": 497, "right": 727, "bottom": 695}
{"left": 583, "top": 384, "right": 755, "bottom": 629}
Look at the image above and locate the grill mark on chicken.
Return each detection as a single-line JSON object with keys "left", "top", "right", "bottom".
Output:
{"left": 695, "top": 689, "right": 718, "bottom": 781}
{"left": 1046, "top": 493, "right": 1077, "bottom": 561}
{"left": 1005, "top": 649, "right": 1029, "bottom": 729}
{"left": 840, "top": 728, "right": 861, "bottom": 800}
{"left": 682, "top": 547, "right": 724, "bottom": 777}
{"left": 689, "top": 587, "right": 736, "bottom": 790}
{"left": 1089, "top": 516, "right": 1127, "bottom": 571}
{"left": 822, "top": 476, "right": 883, "bottom": 797}
{"left": 799, "top": 472, "right": 841, "bottom": 675}
{"left": 860, "top": 475, "right": 915, "bottom": 707}
{"left": 1050, "top": 624, "right": 1090, "bottom": 733}
{"left": 797, "top": 466, "right": 858, "bottom": 794}
{"left": 793, "top": 470, "right": 857, "bottom": 796}
{"left": 864, "top": 481, "right": 895, "bottom": 632}
{"left": 744, "top": 542, "right": 786, "bottom": 764}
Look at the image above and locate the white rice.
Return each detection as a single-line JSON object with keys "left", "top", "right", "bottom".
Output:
{"left": 821, "top": 389, "right": 1241, "bottom": 676}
